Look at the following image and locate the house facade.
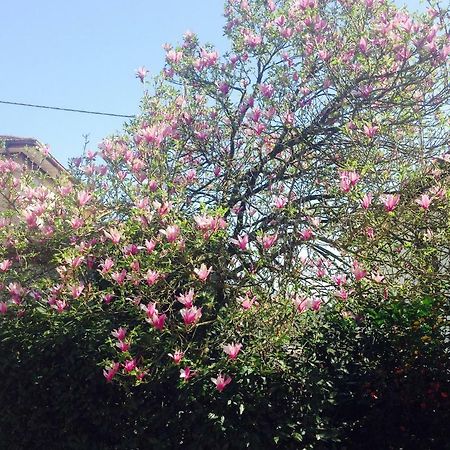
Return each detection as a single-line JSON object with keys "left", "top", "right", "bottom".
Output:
{"left": 0, "top": 136, "right": 66, "bottom": 211}
{"left": 0, "top": 135, "right": 66, "bottom": 180}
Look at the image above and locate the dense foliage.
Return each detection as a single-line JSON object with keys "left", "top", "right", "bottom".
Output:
{"left": 1, "top": 0, "right": 449, "bottom": 448}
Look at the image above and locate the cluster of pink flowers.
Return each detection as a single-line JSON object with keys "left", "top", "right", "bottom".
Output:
{"left": 141, "top": 302, "right": 167, "bottom": 331}
{"left": 293, "top": 295, "right": 322, "bottom": 313}
{"left": 194, "top": 214, "right": 227, "bottom": 238}
{"left": 339, "top": 171, "right": 360, "bottom": 193}
{"left": 112, "top": 327, "right": 130, "bottom": 352}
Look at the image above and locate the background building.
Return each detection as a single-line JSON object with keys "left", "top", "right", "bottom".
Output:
{"left": 0, "top": 135, "right": 66, "bottom": 179}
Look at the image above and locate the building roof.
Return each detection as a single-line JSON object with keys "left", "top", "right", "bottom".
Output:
{"left": 0, "top": 135, "right": 67, "bottom": 178}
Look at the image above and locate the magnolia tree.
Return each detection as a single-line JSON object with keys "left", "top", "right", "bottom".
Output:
{"left": 1, "top": 0, "right": 449, "bottom": 446}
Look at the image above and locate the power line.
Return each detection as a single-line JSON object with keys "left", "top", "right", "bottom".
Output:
{"left": 0, "top": 100, "right": 135, "bottom": 118}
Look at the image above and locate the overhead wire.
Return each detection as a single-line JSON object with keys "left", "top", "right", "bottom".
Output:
{"left": 0, "top": 100, "right": 135, "bottom": 118}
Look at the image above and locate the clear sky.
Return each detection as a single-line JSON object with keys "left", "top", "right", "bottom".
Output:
{"left": 0, "top": 0, "right": 423, "bottom": 165}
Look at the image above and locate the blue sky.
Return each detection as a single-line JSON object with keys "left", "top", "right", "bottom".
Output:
{"left": 0, "top": 0, "right": 423, "bottom": 165}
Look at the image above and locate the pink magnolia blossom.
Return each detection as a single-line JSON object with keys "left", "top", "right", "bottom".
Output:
{"left": 85, "top": 255, "right": 95, "bottom": 269}
{"left": 7, "top": 282, "right": 25, "bottom": 303}
{"left": 160, "top": 224, "right": 180, "bottom": 243}
{"left": 52, "top": 299, "right": 68, "bottom": 313}
{"left": 0, "top": 259, "right": 12, "bottom": 272}
{"left": 0, "top": 302, "right": 8, "bottom": 315}
{"left": 250, "top": 108, "right": 261, "bottom": 122}
{"left": 215, "top": 217, "right": 228, "bottom": 230}
{"left": 274, "top": 15, "right": 286, "bottom": 27}
{"left": 316, "top": 266, "right": 326, "bottom": 278}
{"left": 238, "top": 291, "right": 258, "bottom": 310}
{"left": 332, "top": 274, "right": 347, "bottom": 286}
{"left": 177, "top": 289, "right": 195, "bottom": 308}
{"left": 70, "top": 283, "right": 84, "bottom": 299}
{"left": 194, "top": 214, "right": 215, "bottom": 231}
{"left": 359, "top": 37, "right": 369, "bottom": 54}
{"left": 141, "top": 302, "right": 157, "bottom": 318}
{"left": 300, "top": 228, "right": 314, "bottom": 241}
{"left": 352, "top": 261, "right": 367, "bottom": 281}
{"left": 185, "top": 169, "right": 197, "bottom": 183}
{"left": 135, "top": 370, "right": 147, "bottom": 381}
{"left": 260, "top": 233, "right": 278, "bottom": 250}
{"left": 168, "top": 350, "right": 184, "bottom": 364}
{"left": 100, "top": 258, "right": 114, "bottom": 274}
{"left": 166, "top": 50, "right": 183, "bottom": 64}
{"left": 135, "top": 66, "right": 148, "bottom": 83}
{"left": 111, "top": 269, "right": 127, "bottom": 285}
{"left": 111, "top": 327, "right": 127, "bottom": 341}
{"left": 363, "top": 124, "right": 378, "bottom": 139}
{"left": 230, "top": 234, "right": 249, "bottom": 250}
{"left": 103, "top": 293, "right": 115, "bottom": 304}
{"left": 144, "top": 270, "right": 160, "bottom": 286}
{"left": 273, "top": 195, "right": 288, "bottom": 209}
{"left": 260, "top": 83, "right": 274, "bottom": 98}
{"left": 130, "top": 260, "right": 140, "bottom": 272}
{"left": 366, "top": 227, "right": 375, "bottom": 239}
{"left": 340, "top": 171, "right": 360, "bottom": 192}
{"left": 335, "top": 288, "right": 350, "bottom": 301}
{"left": 180, "top": 306, "right": 202, "bottom": 325}
{"left": 218, "top": 82, "right": 230, "bottom": 95}
{"left": 59, "top": 183, "right": 73, "bottom": 196}
{"left": 318, "top": 49, "right": 330, "bottom": 61}
{"left": 211, "top": 373, "right": 232, "bottom": 392}
{"left": 148, "top": 179, "right": 159, "bottom": 191}
{"left": 199, "top": 48, "right": 219, "bottom": 67}
{"left": 416, "top": 194, "right": 432, "bottom": 210}
{"left": 361, "top": 193, "right": 373, "bottom": 209}
{"left": 68, "top": 256, "right": 84, "bottom": 269}
{"left": 24, "top": 210, "right": 37, "bottom": 228}
{"left": 223, "top": 343, "right": 242, "bottom": 359}
{"left": 103, "top": 362, "right": 120, "bottom": 382}
{"left": 135, "top": 197, "right": 149, "bottom": 210}
{"left": 194, "top": 264, "right": 212, "bottom": 282}
{"left": 141, "top": 239, "right": 156, "bottom": 255}
{"left": 68, "top": 215, "right": 84, "bottom": 234}
{"left": 123, "top": 359, "right": 137, "bottom": 373}
{"left": 395, "top": 46, "right": 411, "bottom": 62}
{"left": 123, "top": 244, "right": 139, "bottom": 256}
{"left": 244, "top": 31, "right": 262, "bottom": 48}
{"left": 77, "top": 190, "right": 92, "bottom": 206}
{"left": 116, "top": 341, "right": 131, "bottom": 352}
{"left": 372, "top": 272, "right": 385, "bottom": 283}
{"left": 153, "top": 200, "right": 172, "bottom": 216}
{"left": 104, "top": 228, "right": 123, "bottom": 244}
{"left": 381, "top": 194, "right": 400, "bottom": 212}
{"left": 311, "top": 298, "right": 322, "bottom": 311}
{"left": 147, "top": 312, "right": 167, "bottom": 331}
{"left": 267, "top": 0, "right": 276, "bottom": 11}
{"left": 293, "top": 296, "right": 322, "bottom": 313}
{"left": 340, "top": 175, "right": 351, "bottom": 193}
{"left": 180, "top": 367, "right": 195, "bottom": 381}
